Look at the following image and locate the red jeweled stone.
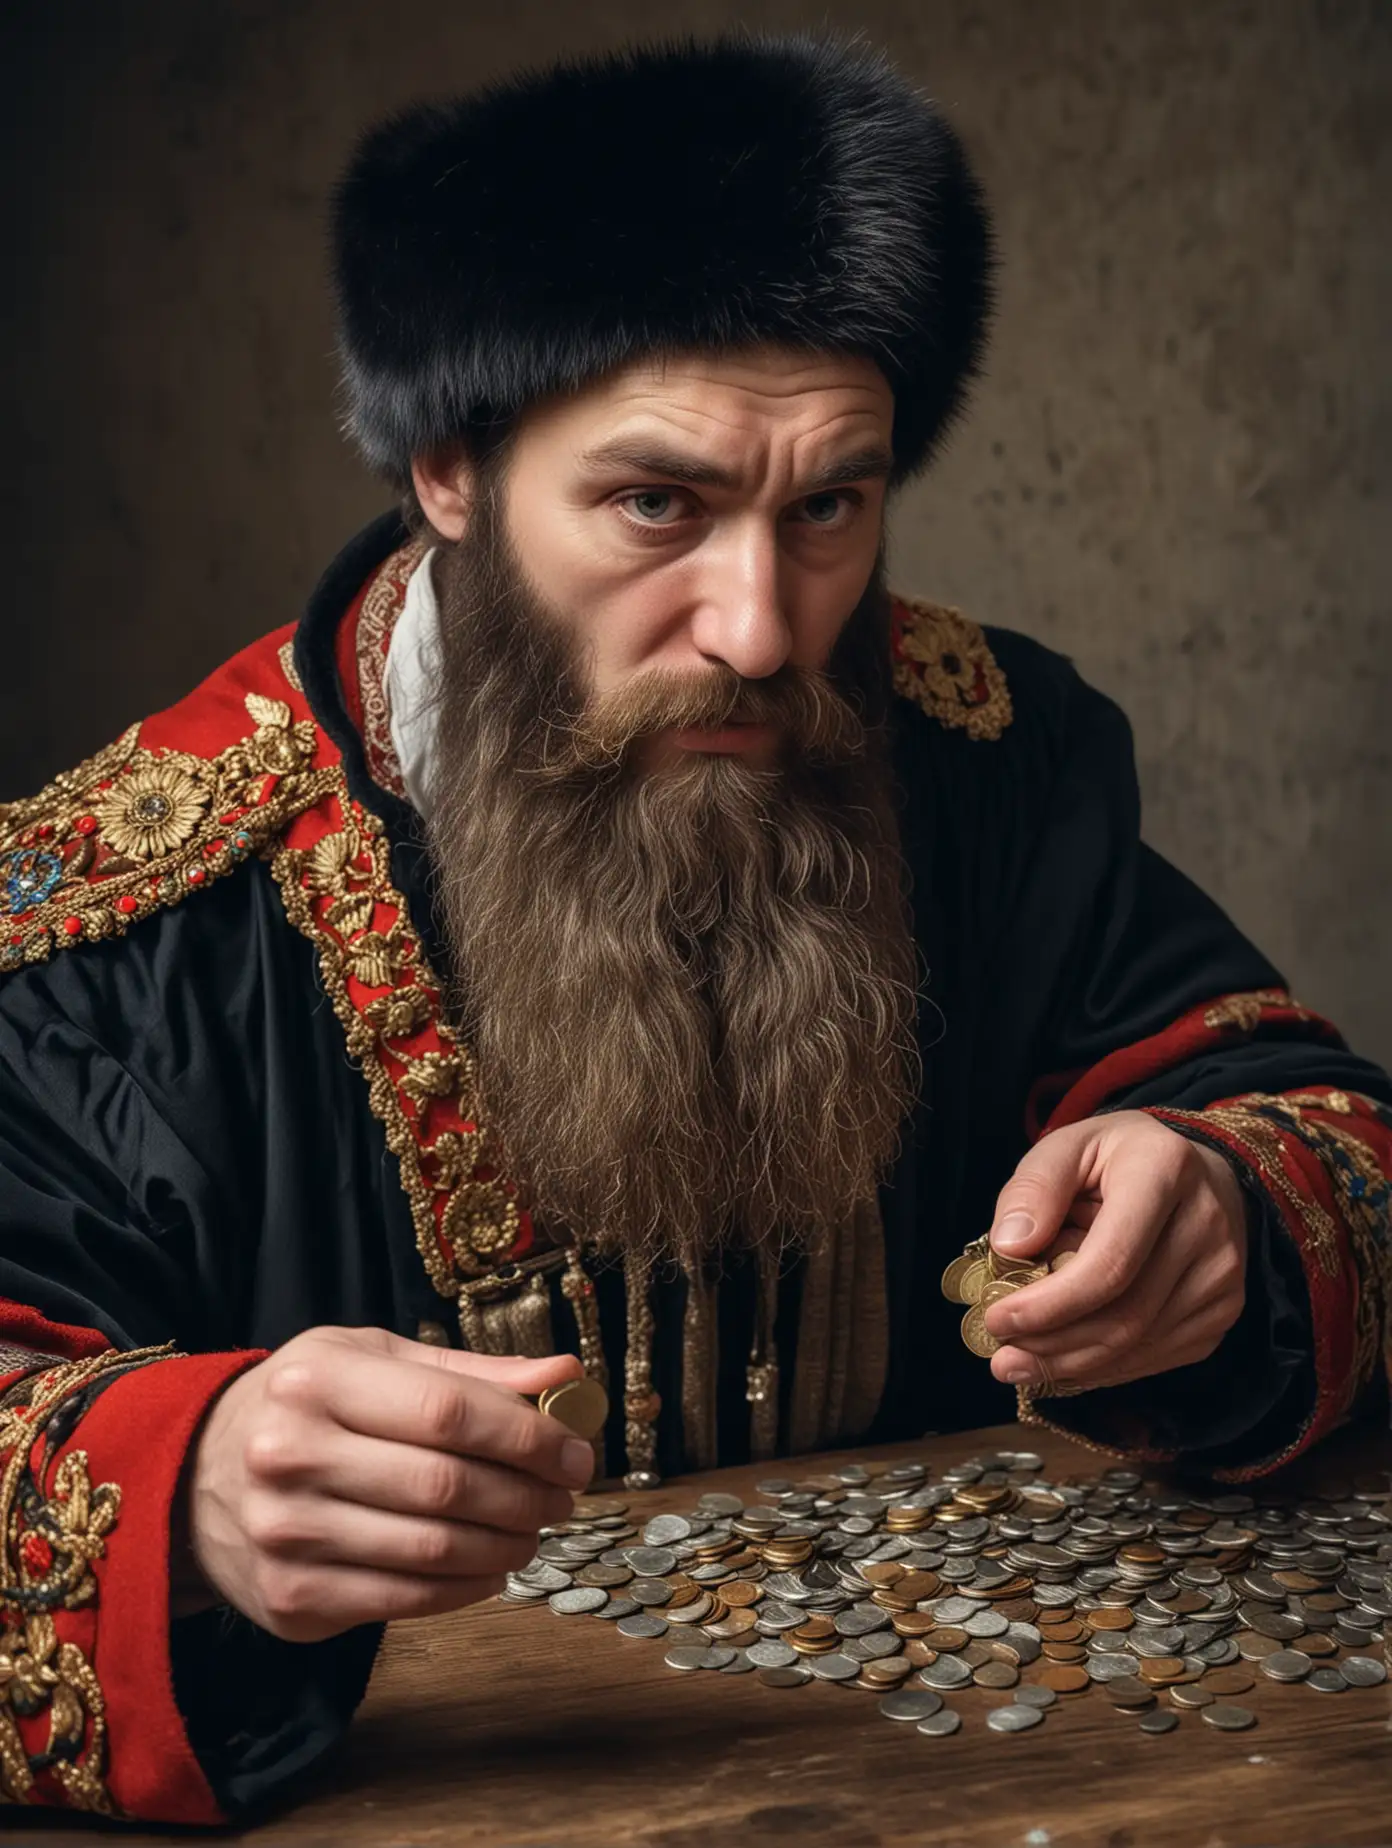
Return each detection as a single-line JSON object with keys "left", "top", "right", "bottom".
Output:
{"left": 62, "top": 916, "right": 83, "bottom": 937}
{"left": 19, "top": 1532, "right": 53, "bottom": 1577}
{"left": 74, "top": 815, "right": 99, "bottom": 836}
{"left": 116, "top": 895, "right": 138, "bottom": 916}
{"left": 187, "top": 866, "right": 207, "bottom": 885}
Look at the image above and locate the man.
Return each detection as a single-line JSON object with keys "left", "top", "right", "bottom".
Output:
{"left": 0, "top": 31, "right": 1388, "bottom": 1829}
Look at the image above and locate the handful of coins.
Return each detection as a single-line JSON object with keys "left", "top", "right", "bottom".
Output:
{"left": 941, "top": 1235, "right": 1075, "bottom": 1358}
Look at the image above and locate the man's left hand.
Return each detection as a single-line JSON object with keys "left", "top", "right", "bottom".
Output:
{"left": 982, "top": 1110, "right": 1248, "bottom": 1395}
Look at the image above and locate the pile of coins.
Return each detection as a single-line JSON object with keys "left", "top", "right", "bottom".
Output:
{"left": 941, "top": 1238, "right": 1074, "bottom": 1358}
{"left": 502, "top": 1446, "right": 1391, "bottom": 1739}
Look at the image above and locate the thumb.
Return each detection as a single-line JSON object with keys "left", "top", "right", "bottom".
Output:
{"left": 418, "top": 1346, "right": 585, "bottom": 1393}
{"left": 989, "top": 1122, "right": 1091, "bottom": 1258}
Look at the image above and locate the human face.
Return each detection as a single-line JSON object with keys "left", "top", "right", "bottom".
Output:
{"left": 486, "top": 347, "right": 894, "bottom": 772}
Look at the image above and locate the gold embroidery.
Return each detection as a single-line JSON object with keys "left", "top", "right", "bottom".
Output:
{"left": 1, "top": 697, "right": 333, "bottom": 973}
{"left": 268, "top": 777, "right": 519, "bottom": 1295}
{"left": 1203, "top": 989, "right": 1309, "bottom": 1033}
{"left": 0, "top": 1344, "right": 171, "bottom": 1812}
{"left": 890, "top": 598, "right": 1012, "bottom": 741}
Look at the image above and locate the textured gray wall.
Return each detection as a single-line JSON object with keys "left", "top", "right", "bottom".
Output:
{"left": 4, "top": 1, "right": 1389, "bottom": 1062}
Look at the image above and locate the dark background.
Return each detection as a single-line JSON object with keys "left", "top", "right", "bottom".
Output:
{"left": 4, "top": 0, "right": 1389, "bottom": 1061}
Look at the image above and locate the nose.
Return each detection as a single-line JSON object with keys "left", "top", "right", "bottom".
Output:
{"left": 686, "top": 521, "right": 792, "bottom": 681}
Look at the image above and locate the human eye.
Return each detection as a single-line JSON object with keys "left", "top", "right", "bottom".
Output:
{"left": 789, "top": 490, "right": 861, "bottom": 529}
{"left": 615, "top": 488, "right": 696, "bottom": 530}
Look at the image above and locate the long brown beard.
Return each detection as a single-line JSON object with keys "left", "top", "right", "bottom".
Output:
{"left": 422, "top": 491, "right": 922, "bottom": 1273}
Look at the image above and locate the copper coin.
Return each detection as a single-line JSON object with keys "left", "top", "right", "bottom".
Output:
{"left": 1039, "top": 1620, "right": 1085, "bottom": 1643}
{"left": 1042, "top": 1641, "right": 1087, "bottom": 1664}
{"left": 1137, "top": 1657, "right": 1185, "bottom": 1684}
{"left": 924, "top": 1627, "right": 969, "bottom": 1652}
{"left": 892, "top": 1611, "right": 936, "bottom": 1637}
{"left": 1273, "top": 1570, "right": 1324, "bottom": 1593}
{"left": 862, "top": 1562, "right": 905, "bottom": 1587}
{"left": 1202, "top": 1666, "right": 1255, "bottom": 1696}
{"left": 904, "top": 1640, "right": 938, "bottom": 1667}
{"left": 959, "top": 1641, "right": 994, "bottom": 1669}
{"left": 793, "top": 1616, "right": 837, "bottom": 1643}
{"left": 1294, "top": 1633, "right": 1337, "bottom": 1658}
{"left": 974, "top": 1661, "right": 1020, "bottom": 1690}
{"left": 997, "top": 1598, "right": 1040, "bottom": 1623}
{"left": 894, "top": 1570, "right": 941, "bottom": 1603}
{"left": 1168, "top": 1685, "right": 1214, "bottom": 1710}
{"left": 721, "top": 1581, "right": 763, "bottom": 1608}
{"left": 1086, "top": 1608, "right": 1135, "bottom": 1632}
{"left": 862, "top": 1656, "right": 914, "bottom": 1686}
{"left": 705, "top": 1609, "right": 758, "bottom": 1639}
{"left": 1237, "top": 1632, "right": 1282, "bottom": 1660}
{"left": 1109, "top": 1676, "right": 1158, "bottom": 1711}
{"left": 1038, "top": 1664, "right": 1090, "bottom": 1694}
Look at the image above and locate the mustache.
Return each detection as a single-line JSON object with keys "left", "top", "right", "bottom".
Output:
{"left": 527, "top": 661, "right": 870, "bottom": 781}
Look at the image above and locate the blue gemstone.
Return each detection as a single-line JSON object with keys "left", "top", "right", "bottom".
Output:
{"left": 3, "top": 848, "right": 63, "bottom": 915}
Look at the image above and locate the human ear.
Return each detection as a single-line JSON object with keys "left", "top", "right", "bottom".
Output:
{"left": 410, "top": 448, "right": 476, "bottom": 541}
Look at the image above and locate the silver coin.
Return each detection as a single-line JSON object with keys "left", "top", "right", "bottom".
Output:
{"left": 696, "top": 1492, "right": 745, "bottom": 1517}
{"left": 627, "top": 1577, "right": 674, "bottom": 1606}
{"left": 1014, "top": 1685, "right": 1057, "bottom": 1709}
{"left": 758, "top": 1664, "right": 812, "bottom": 1688}
{"left": 665, "top": 1645, "right": 711, "bottom": 1671}
{"left": 879, "top": 1688, "right": 944, "bottom": 1721}
{"left": 643, "top": 1514, "right": 693, "bottom": 1547}
{"left": 836, "top": 1607, "right": 891, "bottom": 1637}
{"left": 720, "top": 1651, "right": 757, "bottom": 1674}
{"left": 931, "top": 1596, "right": 979, "bottom": 1625}
{"left": 919, "top": 1656, "right": 974, "bottom": 1691}
{"left": 1307, "top": 1666, "right": 1348, "bottom": 1692}
{"left": 1339, "top": 1656, "right": 1388, "bottom": 1688}
{"left": 1203, "top": 1704, "right": 1257, "bottom": 1731}
{"left": 514, "top": 1562, "right": 573, "bottom": 1593}
{"left": 986, "top": 1704, "right": 1043, "bottom": 1733}
{"left": 842, "top": 1632, "right": 903, "bottom": 1663}
{"left": 1138, "top": 1710, "right": 1179, "bottom": 1734}
{"left": 808, "top": 1653, "right": 860, "bottom": 1681}
{"left": 1260, "top": 1650, "right": 1312, "bottom": 1682}
{"left": 698, "top": 1646, "right": 737, "bottom": 1670}
{"left": 616, "top": 1613, "right": 668, "bottom": 1639}
{"left": 746, "top": 1639, "right": 798, "bottom": 1669}
{"left": 916, "top": 1709, "right": 963, "bottom": 1737}
{"left": 548, "top": 1586, "right": 608, "bottom": 1615}
{"left": 623, "top": 1546, "right": 679, "bottom": 1576}
{"left": 755, "top": 1601, "right": 804, "bottom": 1631}
{"left": 592, "top": 1597, "right": 641, "bottom": 1621}
{"left": 963, "top": 1608, "right": 1009, "bottom": 1638}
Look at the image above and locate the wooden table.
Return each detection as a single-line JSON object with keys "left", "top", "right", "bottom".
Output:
{"left": 14, "top": 1419, "right": 1392, "bottom": 1846}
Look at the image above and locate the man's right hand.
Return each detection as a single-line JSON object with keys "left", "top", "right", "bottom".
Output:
{"left": 185, "top": 1326, "right": 593, "bottom": 1642}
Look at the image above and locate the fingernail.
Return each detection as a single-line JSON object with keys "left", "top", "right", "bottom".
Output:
{"left": 1000, "top": 1364, "right": 1036, "bottom": 1386}
{"left": 561, "top": 1438, "right": 594, "bottom": 1485}
{"left": 992, "top": 1212, "right": 1036, "bottom": 1251}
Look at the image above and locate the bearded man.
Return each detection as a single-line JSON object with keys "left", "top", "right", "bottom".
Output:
{"left": 0, "top": 32, "right": 1388, "bottom": 1829}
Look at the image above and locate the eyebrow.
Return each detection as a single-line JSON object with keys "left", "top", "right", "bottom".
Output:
{"left": 574, "top": 438, "right": 894, "bottom": 495}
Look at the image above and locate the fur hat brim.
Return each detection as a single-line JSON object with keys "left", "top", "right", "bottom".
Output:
{"left": 333, "top": 33, "right": 996, "bottom": 484}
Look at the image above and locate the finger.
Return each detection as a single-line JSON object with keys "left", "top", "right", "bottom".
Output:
{"left": 306, "top": 1351, "right": 596, "bottom": 1489}
{"left": 250, "top": 1426, "right": 579, "bottom": 1532}
{"left": 247, "top": 1494, "right": 542, "bottom": 1579}
{"left": 989, "top": 1122, "right": 1096, "bottom": 1260}
{"left": 338, "top": 1328, "right": 585, "bottom": 1396}
{"left": 259, "top": 1566, "right": 507, "bottom": 1643}
{"left": 985, "top": 1145, "right": 1187, "bottom": 1338}
{"left": 994, "top": 1293, "right": 1236, "bottom": 1394}
{"left": 994, "top": 1234, "right": 1191, "bottom": 1362}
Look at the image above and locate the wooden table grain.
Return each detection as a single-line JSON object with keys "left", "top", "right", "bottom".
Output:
{"left": 13, "top": 1419, "right": 1392, "bottom": 1846}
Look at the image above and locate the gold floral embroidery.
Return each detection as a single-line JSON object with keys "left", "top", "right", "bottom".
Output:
{"left": 268, "top": 777, "right": 522, "bottom": 1293}
{"left": 277, "top": 637, "right": 303, "bottom": 694}
{"left": 91, "top": 763, "right": 209, "bottom": 861}
{"left": 890, "top": 597, "right": 1012, "bottom": 741}
{"left": 0, "top": 1344, "right": 171, "bottom": 1812}
{"left": 1203, "top": 989, "right": 1309, "bottom": 1034}
{"left": 1, "top": 697, "right": 335, "bottom": 973}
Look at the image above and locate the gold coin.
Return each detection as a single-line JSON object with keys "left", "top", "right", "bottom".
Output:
{"left": 1038, "top": 1664, "right": 1090, "bottom": 1694}
{"left": 537, "top": 1376, "right": 610, "bottom": 1441}
{"left": 961, "top": 1302, "right": 1002, "bottom": 1358}
{"left": 1048, "top": 1247, "right": 1078, "bottom": 1272}
{"left": 940, "top": 1253, "right": 980, "bottom": 1301}
{"left": 956, "top": 1259, "right": 992, "bottom": 1306}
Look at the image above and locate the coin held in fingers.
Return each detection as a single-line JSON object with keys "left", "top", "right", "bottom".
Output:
{"left": 538, "top": 1376, "right": 610, "bottom": 1441}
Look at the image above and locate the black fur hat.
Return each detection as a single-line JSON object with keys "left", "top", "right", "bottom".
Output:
{"left": 333, "top": 34, "right": 996, "bottom": 485}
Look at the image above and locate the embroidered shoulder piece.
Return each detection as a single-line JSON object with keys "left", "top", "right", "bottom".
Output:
{"left": 0, "top": 1343, "right": 171, "bottom": 1812}
{"left": 0, "top": 696, "right": 335, "bottom": 974}
{"left": 890, "top": 596, "right": 1012, "bottom": 741}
